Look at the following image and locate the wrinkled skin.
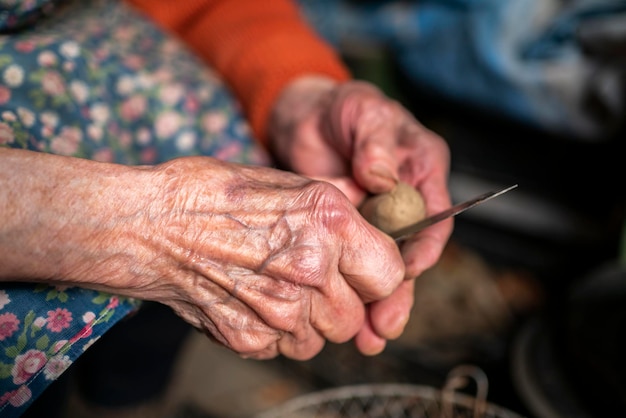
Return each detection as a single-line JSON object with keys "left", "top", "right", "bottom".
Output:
{"left": 0, "top": 78, "right": 451, "bottom": 362}
{"left": 269, "top": 77, "right": 453, "bottom": 354}
{"left": 0, "top": 150, "right": 404, "bottom": 360}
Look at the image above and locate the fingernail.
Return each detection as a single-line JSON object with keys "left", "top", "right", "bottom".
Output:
{"left": 369, "top": 164, "right": 398, "bottom": 188}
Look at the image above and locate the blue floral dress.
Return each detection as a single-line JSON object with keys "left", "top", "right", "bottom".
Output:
{"left": 0, "top": 0, "right": 271, "bottom": 415}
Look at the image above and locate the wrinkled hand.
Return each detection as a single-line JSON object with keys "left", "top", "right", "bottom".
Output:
{"left": 269, "top": 77, "right": 453, "bottom": 353}
{"left": 53, "top": 156, "right": 405, "bottom": 360}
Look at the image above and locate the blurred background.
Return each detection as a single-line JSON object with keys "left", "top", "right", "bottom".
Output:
{"left": 65, "top": 1, "right": 626, "bottom": 417}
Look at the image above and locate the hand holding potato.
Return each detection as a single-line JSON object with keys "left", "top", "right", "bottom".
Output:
{"left": 269, "top": 76, "right": 452, "bottom": 354}
{"left": 269, "top": 76, "right": 452, "bottom": 278}
{"left": 359, "top": 181, "right": 426, "bottom": 235}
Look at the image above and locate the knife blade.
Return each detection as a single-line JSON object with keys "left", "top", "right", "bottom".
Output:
{"left": 390, "top": 184, "right": 518, "bottom": 242}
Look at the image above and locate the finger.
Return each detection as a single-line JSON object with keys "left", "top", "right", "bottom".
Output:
{"left": 198, "top": 297, "right": 282, "bottom": 358}
{"left": 227, "top": 234, "right": 367, "bottom": 358}
{"left": 400, "top": 150, "right": 453, "bottom": 277}
{"left": 310, "top": 271, "right": 367, "bottom": 343}
{"left": 323, "top": 82, "right": 400, "bottom": 193}
{"left": 368, "top": 279, "right": 415, "bottom": 340}
{"left": 241, "top": 341, "right": 280, "bottom": 360}
{"left": 353, "top": 310, "right": 387, "bottom": 356}
{"left": 338, "top": 219, "right": 405, "bottom": 302}
{"left": 348, "top": 99, "right": 403, "bottom": 194}
{"left": 176, "top": 266, "right": 286, "bottom": 358}
{"left": 401, "top": 220, "right": 453, "bottom": 278}
{"left": 277, "top": 325, "right": 327, "bottom": 361}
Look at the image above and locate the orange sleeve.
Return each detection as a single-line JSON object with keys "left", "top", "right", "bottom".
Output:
{"left": 124, "top": 0, "right": 351, "bottom": 145}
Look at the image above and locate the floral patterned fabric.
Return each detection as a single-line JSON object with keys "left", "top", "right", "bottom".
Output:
{"left": 0, "top": 0, "right": 271, "bottom": 415}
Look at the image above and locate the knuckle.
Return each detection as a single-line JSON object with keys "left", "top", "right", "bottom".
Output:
{"left": 369, "top": 257, "right": 405, "bottom": 299}
{"left": 225, "top": 330, "right": 277, "bottom": 356}
{"left": 304, "top": 180, "right": 353, "bottom": 231}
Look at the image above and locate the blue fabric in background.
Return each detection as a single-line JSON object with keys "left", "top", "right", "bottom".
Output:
{"left": 298, "top": 0, "right": 626, "bottom": 141}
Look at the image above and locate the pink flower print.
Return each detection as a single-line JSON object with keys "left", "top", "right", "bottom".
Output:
{"left": 37, "top": 50, "right": 58, "bottom": 67}
{"left": 44, "top": 355, "right": 71, "bottom": 380}
{"left": 1, "top": 111, "right": 16, "bottom": 122}
{"left": 40, "top": 111, "right": 59, "bottom": 127}
{"left": 123, "top": 55, "right": 145, "bottom": 71}
{"left": 161, "top": 39, "right": 181, "bottom": 56}
{"left": 69, "top": 80, "right": 89, "bottom": 104}
{"left": 120, "top": 95, "right": 147, "bottom": 122}
{"left": 92, "top": 148, "right": 114, "bottom": 163}
{"left": 69, "top": 322, "right": 93, "bottom": 344}
{"left": 63, "top": 61, "right": 75, "bottom": 73}
{"left": 0, "top": 389, "right": 12, "bottom": 407}
{"left": 136, "top": 127, "right": 151, "bottom": 145}
{"left": 3, "top": 65, "right": 24, "bottom": 88}
{"left": 59, "top": 41, "right": 80, "bottom": 60}
{"left": 0, "top": 122, "right": 14, "bottom": 146}
{"left": 33, "top": 317, "right": 46, "bottom": 330}
{"left": 0, "top": 86, "right": 11, "bottom": 105}
{"left": 0, "top": 386, "right": 32, "bottom": 408}
{"left": 41, "top": 125, "right": 54, "bottom": 138}
{"left": 50, "top": 126, "right": 82, "bottom": 156}
{"left": 0, "top": 313, "right": 19, "bottom": 341}
{"left": 46, "top": 308, "right": 72, "bottom": 333}
{"left": 12, "top": 350, "right": 47, "bottom": 385}
{"left": 90, "top": 103, "right": 110, "bottom": 126}
{"left": 82, "top": 337, "right": 99, "bottom": 352}
{"left": 116, "top": 75, "right": 136, "bottom": 96}
{"left": 14, "top": 40, "right": 36, "bottom": 53}
{"left": 87, "top": 124, "right": 104, "bottom": 142}
{"left": 106, "top": 296, "right": 119, "bottom": 310}
{"left": 94, "top": 47, "right": 110, "bottom": 62}
{"left": 114, "top": 26, "right": 136, "bottom": 42}
{"left": 159, "top": 83, "right": 184, "bottom": 106}
{"left": 214, "top": 142, "right": 244, "bottom": 162}
{"left": 118, "top": 131, "right": 132, "bottom": 148}
{"left": 153, "top": 68, "right": 174, "bottom": 83}
{"left": 0, "top": 290, "right": 10, "bottom": 309}
{"left": 17, "top": 107, "right": 35, "bottom": 128}
{"left": 41, "top": 71, "right": 66, "bottom": 96}
{"left": 9, "top": 386, "right": 31, "bottom": 407}
{"left": 176, "top": 131, "right": 197, "bottom": 152}
{"left": 184, "top": 96, "right": 199, "bottom": 113}
{"left": 82, "top": 312, "right": 96, "bottom": 323}
{"left": 202, "top": 112, "right": 227, "bottom": 134}
{"left": 155, "top": 111, "right": 182, "bottom": 139}
{"left": 51, "top": 340, "right": 69, "bottom": 355}
{"left": 140, "top": 147, "right": 157, "bottom": 164}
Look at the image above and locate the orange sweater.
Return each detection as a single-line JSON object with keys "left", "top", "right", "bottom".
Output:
{"left": 124, "top": 0, "right": 350, "bottom": 145}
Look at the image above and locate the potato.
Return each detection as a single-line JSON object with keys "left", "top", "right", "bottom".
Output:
{"left": 358, "top": 181, "right": 426, "bottom": 234}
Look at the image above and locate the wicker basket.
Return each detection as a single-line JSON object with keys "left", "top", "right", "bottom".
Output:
{"left": 255, "top": 365, "right": 525, "bottom": 418}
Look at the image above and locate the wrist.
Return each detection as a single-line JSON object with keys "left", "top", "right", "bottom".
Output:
{"left": 0, "top": 149, "right": 154, "bottom": 290}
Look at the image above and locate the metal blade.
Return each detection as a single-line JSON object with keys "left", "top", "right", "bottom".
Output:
{"left": 390, "top": 184, "right": 518, "bottom": 242}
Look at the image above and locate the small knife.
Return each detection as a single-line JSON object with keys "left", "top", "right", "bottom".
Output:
{"left": 390, "top": 184, "right": 518, "bottom": 242}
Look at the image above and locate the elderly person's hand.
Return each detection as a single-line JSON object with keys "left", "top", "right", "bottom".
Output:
{"left": 269, "top": 76, "right": 453, "bottom": 354}
{"left": 0, "top": 149, "right": 405, "bottom": 360}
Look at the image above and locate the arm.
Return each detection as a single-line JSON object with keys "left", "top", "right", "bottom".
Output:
{"left": 124, "top": 0, "right": 350, "bottom": 143}
{"left": 0, "top": 148, "right": 405, "bottom": 359}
